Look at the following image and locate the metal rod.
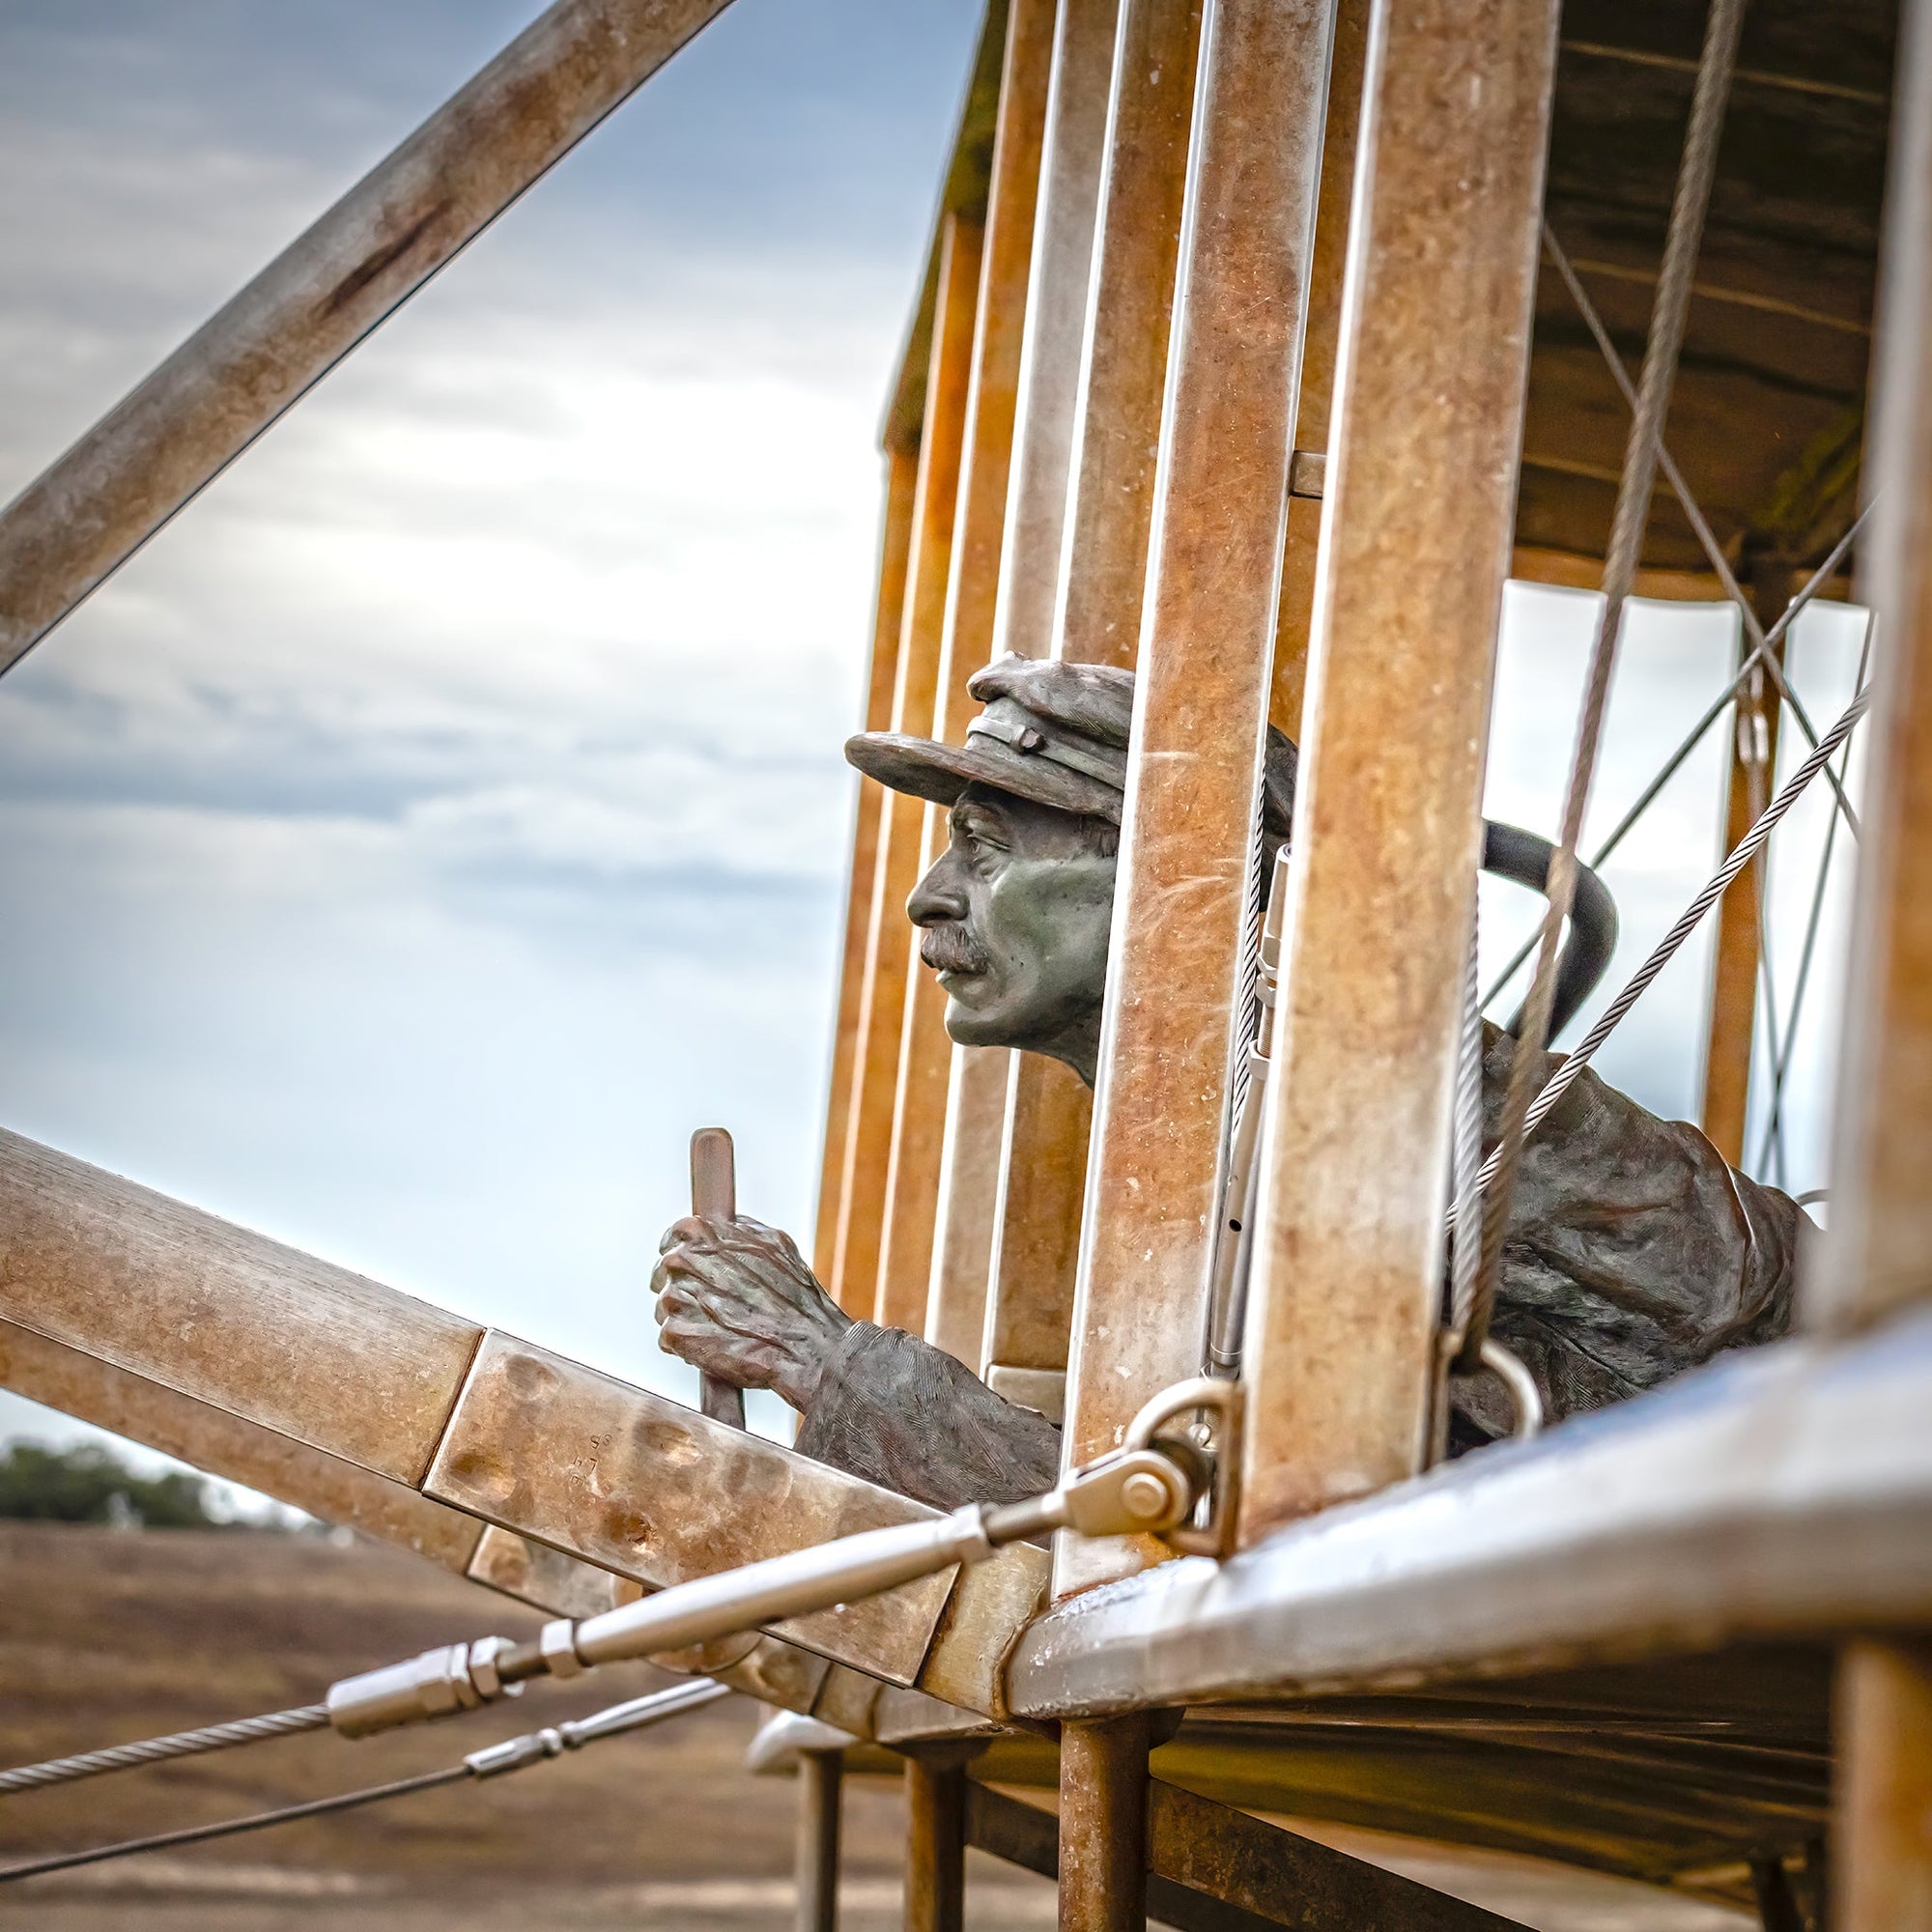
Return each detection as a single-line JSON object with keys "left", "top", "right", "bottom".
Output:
{"left": 905, "top": 1753, "right": 968, "bottom": 1932}
{"left": 0, "top": 0, "right": 734, "bottom": 677}
{"left": 1057, "top": 1714, "right": 1150, "bottom": 1931}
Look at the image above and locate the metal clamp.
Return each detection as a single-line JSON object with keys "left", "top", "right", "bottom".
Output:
{"left": 327, "top": 1638, "right": 521, "bottom": 1739}
{"left": 1124, "top": 1376, "right": 1244, "bottom": 1557}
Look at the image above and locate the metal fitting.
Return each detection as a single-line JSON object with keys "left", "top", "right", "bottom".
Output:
{"left": 327, "top": 1639, "right": 513, "bottom": 1740}
{"left": 539, "top": 1618, "right": 585, "bottom": 1679}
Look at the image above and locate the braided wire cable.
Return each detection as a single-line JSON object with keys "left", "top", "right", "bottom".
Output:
{"left": 1467, "top": 681, "right": 1872, "bottom": 1204}
{"left": 0, "top": 1703, "right": 329, "bottom": 1796}
{"left": 1447, "top": 911, "right": 1486, "bottom": 1343}
{"left": 1467, "top": 0, "right": 1748, "bottom": 1366}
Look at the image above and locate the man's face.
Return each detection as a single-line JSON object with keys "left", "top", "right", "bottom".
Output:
{"left": 905, "top": 782, "right": 1117, "bottom": 1079}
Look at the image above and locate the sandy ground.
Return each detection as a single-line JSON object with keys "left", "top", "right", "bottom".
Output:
{"left": 0, "top": 1525, "right": 1752, "bottom": 1930}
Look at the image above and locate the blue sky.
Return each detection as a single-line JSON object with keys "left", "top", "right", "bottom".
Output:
{"left": 0, "top": 0, "right": 1869, "bottom": 1507}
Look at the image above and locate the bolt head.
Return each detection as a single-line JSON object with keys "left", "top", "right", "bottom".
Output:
{"left": 1120, "top": 1469, "right": 1171, "bottom": 1522}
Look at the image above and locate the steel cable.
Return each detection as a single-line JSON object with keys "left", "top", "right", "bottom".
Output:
{"left": 1463, "top": 680, "right": 1871, "bottom": 1205}
{"left": 0, "top": 1678, "right": 731, "bottom": 1886}
{"left": 0, "top": 1704, "right": 330, "bottom": 1796}
{"left": 1467, "top": 0, "right": 1748, "bottom": 1368}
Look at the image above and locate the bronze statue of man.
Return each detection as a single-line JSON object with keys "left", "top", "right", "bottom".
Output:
{"left": 652, "top": 655, "right": 1804, "bottom": 1508}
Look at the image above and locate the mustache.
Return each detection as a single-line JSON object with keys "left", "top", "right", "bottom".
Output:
{"left": 919, "top": 922, "right": 991, "bottom": 975}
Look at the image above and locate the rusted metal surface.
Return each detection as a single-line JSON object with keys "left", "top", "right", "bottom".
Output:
{"left": 1008, "top": 1310, "right": 1932, "bottom": 1719}
{"left": 1148, "top": 1782, "right": 1532, "bottom": 1931}
{"left": 1808, "top": 0, "right": 1932, "bottom": 1337}
{"left": 1056, "top": 1714, "right": 1150, "bottom": 1930}
{"left": 1698, "top": 565, "right": 1791, "bottom": 1165}
{"left": 0, "top": 1126, "right": 482, "bottom": 1486}
{"left": 905, "top": 1752, "right": 970, "bottom": 1932}
{"left": 1060, "top": 0, "right": 1335, "bottom": 1595}
{"left": 795, "top": 1747, "right": 845, "bottom": 1932}
{"left": 883, "top": 0, "right": 1054, "bottom": 1340}
{"left": 0, "top": 1319, "right": 483, "bottom": 1572}
{"left": 812, "top": 1662, "right": 886, "bottom": 1741}
{"left": 423, "top": 1331, "right": 955, "bottom": 1684}
{"left": 838, "top": 212, "right": 981, "bottom": 1330}
{"left": 1050, "top": 0, "right": 1202, "bottom": 668}
{"left": 816, "top": 455, "right": 916, "bottom": 1292}
{"left": 1270, "top": 0, "right": 1371, "bottom": 738}
{"left": 994, "top": 0, "right": 1122, "bottom": 660}
{"left": 0, "top": 0, "right": 733, "bottom": 675}
{"left": 925, "top": 1046, "right": 1013, "bottom": 1364}
{"left": 1835, "top": 1638, "right": 1932, "bottom": 1931}
{"left": 1236, "top": 0, "right": 1562, "bottom": 1544}
{"left": 984, "top": 1056, "right": 1091, "bottom": 1379}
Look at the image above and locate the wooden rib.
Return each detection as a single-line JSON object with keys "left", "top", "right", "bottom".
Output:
{"left": 925, "top": 1046, "right": 1014, "bottom": 1365}
{"left": 1806, "top": 0, "right": 1932, "bottom": 1340}
{"left": 887, "top": 0, "right": 1057, "bottom": 1346}
{"left": 1060, "top": 0, "right": 1335, "bottom": 1595}
{"left": 814, "top": 446, "right": 918, "bottom": 1291}
{"left": 1270, "top": 0, "right": 1371, "bottom": 738}
{"left": 1237, "top": 0, "right": 1564, "bottom": 1543}
{"left": 833, "top": 210, "right": 981, "bottom": 1323}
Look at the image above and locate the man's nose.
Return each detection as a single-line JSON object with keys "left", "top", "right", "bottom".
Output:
{"left": 907, "top": 849, "right": 968, "bottom": 927}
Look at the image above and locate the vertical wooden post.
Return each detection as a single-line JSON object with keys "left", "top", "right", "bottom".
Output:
{"left": 1238, "top": 0, "right": 1564, "bottom": 1543}
{"left": 1821, "top": 10, "right": 1932, "bottom": 1918}
{"left": 814, "top": 450, "right": 919, "bottom": 1290}
{"left": 1837, "top": 1641, "right": 1932, "bottom": 1932}
{"left": 973, "top": 0, "right": 1122, "bottom": 1393}
{"left": 1270, "top": 0, "right": 1371, "bottom": 738}
{"left": 1059, "top": 0, "right": 1335, "bottom": 1595}
{"left": 1057, "top": 1715, "right": 1151, "bottom": 1931}
{"left": 1699, "top": 562, "right": 1791, "bottom": 1166}
{"left": 909, "top": 0, "right": 1061, "bottom": 1356}
{"left": 795, "top": 1749, "right": 844, "bottom": 1932}
{"left": 832, "top": 210, "right": 981, "bottom": 1321}
{"left": 1051, "top": 0, "right": 1204, "bottom": 668}
{"left": 904, "top": 1753, "right": 969, "bottom": 1932}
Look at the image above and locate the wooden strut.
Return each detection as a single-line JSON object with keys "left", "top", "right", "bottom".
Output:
{"left": 0, "top": 0, "right": 737, "bottom": 676}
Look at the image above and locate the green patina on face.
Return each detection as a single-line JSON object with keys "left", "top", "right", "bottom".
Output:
{"left": 906, "top": 781, "right": 1116, "bottom": 1086}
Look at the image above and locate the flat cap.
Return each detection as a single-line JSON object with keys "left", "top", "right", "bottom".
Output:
{"left": 846, "top": 652, "right": 1297, "bottom": 850}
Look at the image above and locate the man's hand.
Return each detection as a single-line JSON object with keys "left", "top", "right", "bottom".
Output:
{"left": 652, "top": 1214, "right": 853, "bottom": 1413}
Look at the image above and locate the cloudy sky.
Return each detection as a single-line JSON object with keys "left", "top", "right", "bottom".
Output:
{"left": 0, "top": 1, "right": 1869, "bottom": 1506}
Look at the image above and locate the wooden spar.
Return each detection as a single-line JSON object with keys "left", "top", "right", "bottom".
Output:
{"left": 897, "top": 0, "right": 1058, "bottom": 1356}
{"left": 1821, "top": 1, "right": 1932, "bottom": 1918}
{"left": 968, "top": 0, "right": 1121, "bottom": 1411}
{"left": 0, "top": 0, "right": 736, "bottom": 677}
{"left": 814, "top": 445, "right": 918, "bottom": 1290}
{"left": 1269, "top": 0, "right": 1370, "bottom": 737}
{"left": 0, "top": 1124, "right": 1045, "bottom": 1712}
{"left": 1698, "top": 561, "right": 1793, "bottom": 1166}
{"left": 1058, "top": 0, "right": 1334, "bottom": 1595}
{"left": 837, "top": 209, "right": 982, "bottom": 1327}
{"left": 0, "top": 1320, "right": 839, "bottom": 1719}
{"left": 1236, "top": 0, "right": 1563, "bottom": 1543}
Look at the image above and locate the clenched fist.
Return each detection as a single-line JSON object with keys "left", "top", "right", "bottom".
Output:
{"left": 651, "top": 1214, "right": 852, "bottom": 1412}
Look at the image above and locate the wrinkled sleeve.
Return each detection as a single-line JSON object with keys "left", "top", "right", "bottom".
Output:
{"left": 794, "top": 1321, "right": 1064, "bottom": 1509}
{"left": 1454, "top": 1023, "right": 1806, "bottom": 1436}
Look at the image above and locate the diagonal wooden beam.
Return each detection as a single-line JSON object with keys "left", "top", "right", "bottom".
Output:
{"left": 0, "top": 0, "right": 737, "bottom": 675}
{"left": 0, "top": 1125, "right": 1045, "bottom": 1712}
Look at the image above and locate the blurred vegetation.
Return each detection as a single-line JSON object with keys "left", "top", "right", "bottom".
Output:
{"left": 0, "top": 1440, "right": 230, "bottom": 1528}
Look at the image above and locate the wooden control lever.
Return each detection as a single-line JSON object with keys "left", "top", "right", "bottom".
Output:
{"left": 689, "top": 1128, "right": 746, "bottom": 1430}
